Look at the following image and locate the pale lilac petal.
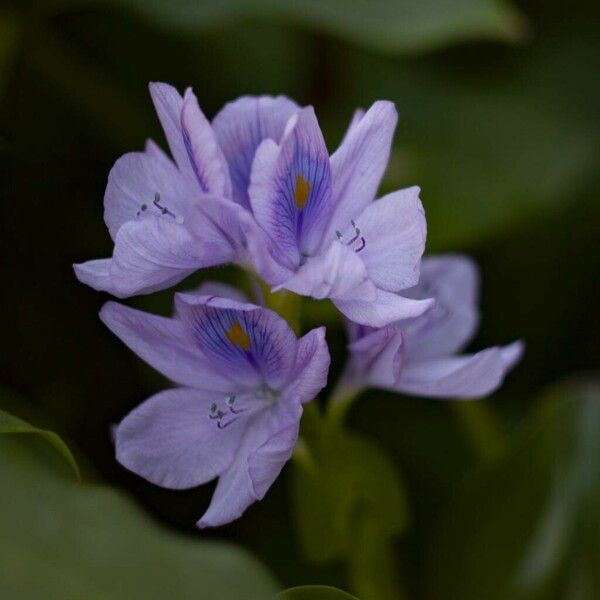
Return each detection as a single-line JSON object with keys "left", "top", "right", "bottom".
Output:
{"left": 212, "top": 95, "right": 299, "bottom": 208}
{"left": 241, "top": 219, "right": 295, "bottom": 285}
{"left": 73, "top": 259, "right": 112, "bottom": 293}
{"left": 339, "top": 108, "right": 366, "bottom": 146}
{"left": 500, "top": 340, "right": 525, "bottom": 370}
{"left": 401, "top": 254, "right": 480, "bottom": 361}
{"left": 149, "top": 82, "right": 197, "bottom": 186}
{"left": 325, "top": 101, "right": 398, "bottom": 240}
{"left": 248, "top": 137, "right": 299, "bottom": 268}
{"left": 247, "top": 420, "right": 299, "bottom": 500}
{"left": 103, "top": 149, "right": 192, "bottom": 240}
{"left": 352, "top": 186, "right": 426, "bottom": 292}
{"left": 175, "top": 294, "right": 298, "bottom": 390}
{"left": 349, "top": 326, "right": 404, "bottom": 387}
{"left": 115, "top": 388, "right": 246, "bottom": 489}
{"left": 283, "top": 327, "right": 330, "bottom": 404}
{"left": 250, "top": 107, "right": 333, "bottom": 262}
{"left": 275, "top": 241, "right": 376, "bottom": 301}
{"left": 197, "top": 399, "right": 301, "bottom": 528}
{"left": 334, "top": 288, "right": 434, "bottom": 328}
{"left": 107, "top": 215, "right": 234, "bottom": 297}
{"left": 181, "top": 88, "right": 232, "bottom": 196}
{"left": 99, "top": 301, "right": 234, "bottom": 392}
{"left": 392, "top": 343, "right": 522, "bottom": 399}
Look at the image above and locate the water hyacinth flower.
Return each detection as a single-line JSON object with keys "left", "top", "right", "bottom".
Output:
{"left": 341, "top": 255, "right": 523, "bottom": 399}
{"left": 246, "top": 103, "right": 434, "bottom": 327}
{"left": 74, "top": 82, "right": 433, "bottom": 328}
{"left": 74, "top": 83, "right": 299, "bottom": 297}
{"left": 101, "top": 286, "right": 330, "bottom": 527}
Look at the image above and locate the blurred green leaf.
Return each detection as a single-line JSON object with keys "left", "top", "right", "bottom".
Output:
{"left": 0, "top": 10, "right": 21, "bottom": 96}
{"left": 0, "top": 407, "right": 80, "bottom": 480}
{"left": 293, "top": 409, "right": 408, "bottom": 563}
{"left": 279, "top": 585, "right": 359, "bottom": 599}
{"left": 104, "top": 0, "right": 525, "bottom": 54}
{"left": 427, "top": 376, "right": 600, "bottom": 600}
{"left": 336, "top": 21, "right": 600, "bottom": 250}
{"left": 0, "top": 435, "right": 277, "bottom": 600}
{"left": 292, "top": 408, "right": 407, "bottom": 598}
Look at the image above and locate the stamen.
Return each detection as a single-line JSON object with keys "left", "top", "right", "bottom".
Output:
{"left": 347, "top": 220, "right": 361, "bottom": 245}
{"left": 136, "top": 203, "right": 148, "bottom": 217}
{"left": 336, "top": 219, "right": 367, "bottom": 253}
{"left": 152, "top": 192, "right": 185, "bottom": 224}
{"left": 217, "top": 417, "right": 239, "bottom": 430}
{"left": 226, "top": 394, "right": 244, "bottom": 414}
{"left": 153, "top": 193, "right": 176, "bottom": 217}
{"left": 208, "top": 395, "right": 248, "bottom": 428}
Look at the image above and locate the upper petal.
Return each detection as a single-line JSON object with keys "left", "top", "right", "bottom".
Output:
{"left": 103, "top": 147, "right": 192, "bottom": 240}
{"left": 100, "top": 301, "right": 234, "bottom": 391}
{"left": 283, "top": 327, "right": 330, "bottom": 405}
{"left": 149, "top": 82, "right": 198, "bottom": 187}
{"left": 325, "top": 101, "right": 398, "bottom": 241}
{"left": 181, "top": 88, "right": 232, "bottom": 196}
{"left": 352, "top": 186, "right": 427, "bottom": 292}
{"left": 400, "top": 254, "right": 480, "bottom": 361}
{"left": 175, "top": 294, "right": 298, "bottom": 390}
{"left": 249, "top": 107, "right": 333, "bottom": 262}
{"left": 392, "top": 341, "right": 524, "bottom": 399}
{"left": 212, "top": 95, "right": 299, "bottom": 208}
{"left": 334, "top": 288, "right": 434, "bottom": 328}
{"left": 115, "top": 387, "right": 246, "bottom": 489}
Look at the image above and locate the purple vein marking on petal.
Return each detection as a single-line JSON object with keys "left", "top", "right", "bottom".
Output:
{"left": 182, "top": 127, "right": 209, "bottom": 192}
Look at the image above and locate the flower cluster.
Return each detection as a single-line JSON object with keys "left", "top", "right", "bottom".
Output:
{"left": 75, "top": 83, "right": 522, "bottom": 527}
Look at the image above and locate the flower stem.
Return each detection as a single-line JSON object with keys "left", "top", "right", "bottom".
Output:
{"left": 451, "top": 400, "right": 507, "bottom": 462}
{"left": 251, "top": 275, "right": 302, "bottom": 335}
{"left": 326, "top": 376, "right": 364, "bottom": 423}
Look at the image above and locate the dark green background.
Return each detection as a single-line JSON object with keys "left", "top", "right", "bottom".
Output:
{"left": 1, "top": 0, "right": 598, "bottom": 598}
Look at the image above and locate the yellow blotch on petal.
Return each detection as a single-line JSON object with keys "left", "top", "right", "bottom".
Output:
{"left": 294, "top": 174, "right": 310, "bottom": 209}
{"left": 226, "top": 321, "right": 251, "bottom": 351}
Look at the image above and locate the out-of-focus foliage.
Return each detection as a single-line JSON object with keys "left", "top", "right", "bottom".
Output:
{"left": 0, "top": 405, "right": 80, "bottom": 479}
{"left": 104, "top": 0, "right": 526, "bottom": 53}
{"left": 428, "top": 378, "right": 600, "bottom": 600}
{"left": 292, "top": 406, "right": 408, "bottom": 599}
{"left": 0, "top": 431, "right": 277, "bottom": 600}
{"left": 0, "top": 0, "right": 599, "bottom": 598}
{"left": 337, "top": 22, "right": 600, "bottom": 249}
{"left": 279, "top": 585, "right": 359, "bottom": 599}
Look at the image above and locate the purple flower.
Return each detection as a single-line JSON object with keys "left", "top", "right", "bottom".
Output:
{"left": 74, "top": 83, "right": 299, "bottom": 297}
{"left": 245, "top": 103, "right": 434, "bottom": 327}
{"left": 101, "top": 285, "right": 330, "bottom": 527}
{"left": 343, "top": 255, "right": 523, "bottom": 399}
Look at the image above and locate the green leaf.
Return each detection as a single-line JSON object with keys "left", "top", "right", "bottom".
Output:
{"left": 292, "top": 410, "right": 408, "bottom": 564}
{"left": 291, "top": 408, "right": 408, "bottom": 599}
{"left": 0, "top": 407, "right": 80, "bottom": 480}
{"left": 279, "top": 585, "right": 359, "bottom": 599}
{"left": 98, "top": 0, "right": 525, "bottom": 54}
{"left": 0, "top": 434, "right": 277, "bottom": 600}
{"left": 427, "top": 376, "right": 600, "bottom": 600}
{"left": 335, "top": 20, "right": 600, "bottom": 250}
